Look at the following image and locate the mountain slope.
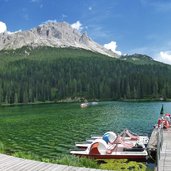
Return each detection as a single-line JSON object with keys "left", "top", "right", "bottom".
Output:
{"left": 0, "top": 47, "right": 171, "bottom": 104}
{"left": 120, "top": 54, "right": 154, "bottom": 64}
{"left": 0, "top": 22, "right": 118, "bottom": 58}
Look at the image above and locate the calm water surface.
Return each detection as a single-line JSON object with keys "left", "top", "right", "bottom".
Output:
{"left": 0, "top": 101, "right": 170, "bottom": 159}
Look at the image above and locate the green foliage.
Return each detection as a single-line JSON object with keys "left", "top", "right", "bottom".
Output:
{"left": 99, "top": 159, "right": 147, "bottom": 171}
{"left": 0, "top": 141, "right": 5, "bottom": 153}
{"left": 146, "top": 167, "right": 154, "bottom": 171}
{"left": 13, "top": 151, "right": 40, "bottom": 160}
{"left": 0, "top": 46, "right": 171, "bottom": 104}
{"left": 55, "top": 155, "right": 99, "bottom": 168}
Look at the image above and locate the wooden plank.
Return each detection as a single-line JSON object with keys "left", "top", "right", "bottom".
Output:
{"left": 34, "top": 163, "right": 64, "bottom": 171}
{"left": 49, "top": 165, "right": 69, "bottom": 171}
{"left": 50, "top": 166, "right": 76, "bottom": 171}
{"left": 0, "top": 156, "right": 15, "bottom": 164}
{"left": 16, "top": 161, "right": 46, "bottom": 171}
{"left": 0, "top": 154, "right": 106, "bottom": 171}
{"left": 147, "top": 128, "right": 158, "bottom": 150}
{"left": 5, "top": 160, "right": 29, "bottom": 170}
{"left": 158, "top": 127, "right": 171, "bottom": 171}
{"left": 39, "top": 164, "right": 67, "bottom": 171}
{"left": 3, "top": 160, "right": 34, "bottom": 171}
{"left": 25, "top": 162, "right": 50, "bottom": 171}
{"left": 0, "top": 157, "right": 23, "bottom": 167}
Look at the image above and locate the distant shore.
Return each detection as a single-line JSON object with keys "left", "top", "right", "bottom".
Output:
{"left": 0, "top": 97, "right": 170, "bottom": 107}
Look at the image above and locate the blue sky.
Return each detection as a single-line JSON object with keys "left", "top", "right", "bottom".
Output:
{"left": 1, "top": 0, "right": 171, "bottom": 64}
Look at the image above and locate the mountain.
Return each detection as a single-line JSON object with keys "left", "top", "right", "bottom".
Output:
{"left": 0, "top": 22, "right": 118, "bottom": 58}
{"left": 0, "top": 22, "right": 171, "bottom": 104}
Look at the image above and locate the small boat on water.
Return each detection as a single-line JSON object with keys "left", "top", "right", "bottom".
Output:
{"left": 75, "top": 129, "right": 149, "bottom": 149}
{"left": 80, "top": 102, "right": 98, "bottom": 108}
{"left": 70, "top": 135, "right": 148, "bottom": 160}
{"left": 80, "top": 103, "right": 89, "bottom": 108}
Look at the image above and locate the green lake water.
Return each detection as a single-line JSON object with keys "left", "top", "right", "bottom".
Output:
{"left": 0, "top": 101, "right": 170, "bottom": 159}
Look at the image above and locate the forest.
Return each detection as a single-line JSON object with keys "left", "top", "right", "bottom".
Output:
{"left": 0, "top": 46, "right": 171, "bottom": 104}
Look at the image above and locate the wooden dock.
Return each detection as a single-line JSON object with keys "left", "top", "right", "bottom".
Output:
{"left": 157, "top": 127, "right": 171, "bottom": 171}
{"left": 0, "top": 154, "right": 106, "bottom": 171}
{"left": 147, "top": 127, "right": 158, "bottom": 151}
{"left": 147, "top": 126, "right": 171, "bottom": 171}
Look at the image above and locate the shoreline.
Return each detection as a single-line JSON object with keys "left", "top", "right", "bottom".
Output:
{"left": 0, "top": 98, "right": 170, "bottom": 107}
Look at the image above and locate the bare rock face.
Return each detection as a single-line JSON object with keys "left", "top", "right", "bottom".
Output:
{"left": 0, "top": 22, "right": 119, "bottom": 57}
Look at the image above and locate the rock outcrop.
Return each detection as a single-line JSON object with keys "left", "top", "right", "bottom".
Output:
{"left": 0, "top": 22, "right": 119, "bottom": 57}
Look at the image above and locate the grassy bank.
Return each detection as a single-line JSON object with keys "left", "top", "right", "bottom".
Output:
{"left": 13, "top": 151, "right": 150, "bottom": 170}
{"left": 0, "top": 141, "right": 153, "bottom": 171}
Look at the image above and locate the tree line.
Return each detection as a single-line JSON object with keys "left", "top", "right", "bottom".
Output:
{"left": 0, "top": 47, "right": 171, "bottom": 104}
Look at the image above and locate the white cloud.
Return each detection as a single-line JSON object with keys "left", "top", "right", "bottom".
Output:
{"left": 0, "top": 21, "right": 22, "bottom": 35}
{"left": 104, "top": 41, "right": 121, "bottom": 55}
{"left": 0, "top": 21, "right": 7, "bottom": 33}
{"left": 7, "top": 30, "right": 22, "bottom": 35}
{"left": 155, "top": 51, "right": 171, "bottom": 65}
{"left": 71, "top": 21, "right": 83, "bottom": 31}
{"left": 44, "top": 19, "right": 57, "bottom": 24}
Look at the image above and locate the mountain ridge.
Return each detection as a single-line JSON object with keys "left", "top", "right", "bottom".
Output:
{"left": 0, "top": 21, "right": 119, "bottom": 58}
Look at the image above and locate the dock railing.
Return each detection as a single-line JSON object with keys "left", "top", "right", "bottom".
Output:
{"left": 156, "top": 127, "right": 163, "bottom": 171}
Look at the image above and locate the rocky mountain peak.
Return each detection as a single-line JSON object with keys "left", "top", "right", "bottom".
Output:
{"left": 0, "top": 22, "right": 119, "bottom": 57}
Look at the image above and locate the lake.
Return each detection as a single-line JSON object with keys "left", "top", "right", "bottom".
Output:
{"left": 0, "top": 101, "right": 170, "bottom": 159}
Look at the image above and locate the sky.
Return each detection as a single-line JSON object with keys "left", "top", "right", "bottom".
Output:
{"left": 1, "top": 0, "right": 171, "bottom": 64}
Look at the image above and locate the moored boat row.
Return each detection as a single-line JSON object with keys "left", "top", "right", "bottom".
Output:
{"left": 70, "top": 129, "right": 149, "bottom": 160}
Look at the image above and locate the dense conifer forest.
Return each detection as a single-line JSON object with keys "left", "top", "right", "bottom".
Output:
{"left": 0, "top": 46, "right": 171, "bottom": 104}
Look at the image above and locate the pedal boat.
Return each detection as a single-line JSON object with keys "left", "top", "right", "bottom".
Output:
{"left": 75, "top": 129, "right": 149, "bottom": 149}
{"left": 71, "top": 136, "right": 148, "bottom": 160}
